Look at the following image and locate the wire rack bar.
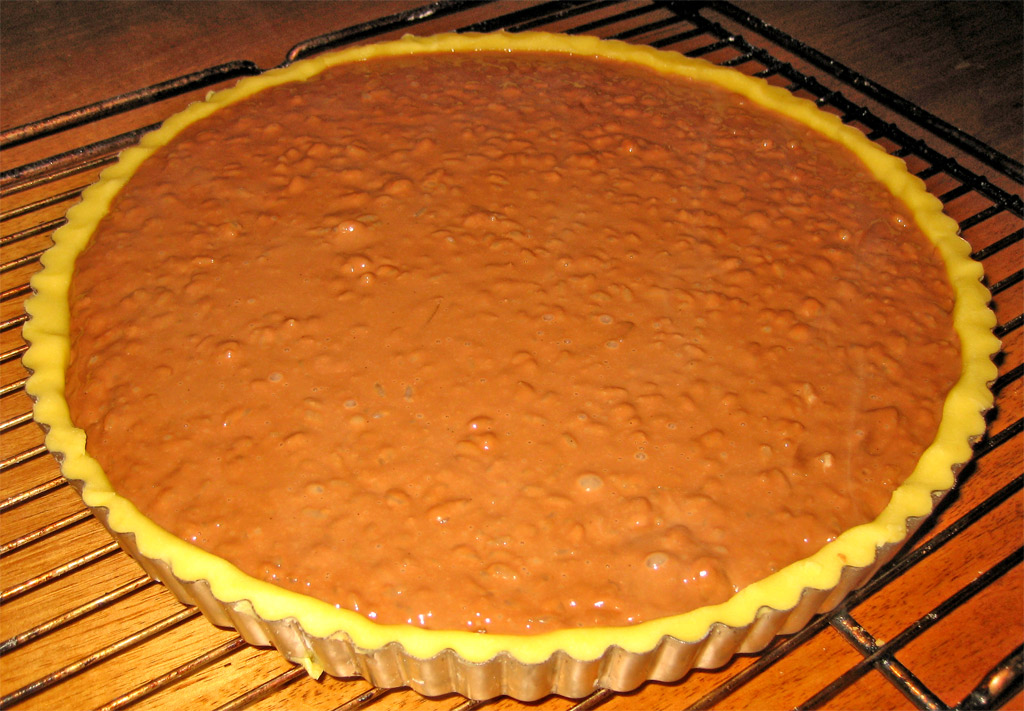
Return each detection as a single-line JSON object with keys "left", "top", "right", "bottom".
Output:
{"left": 700, "top": 1, "right": 1024, "bottom": 181}
{"left": 995, "top": 315, "right": 1023, "bottom": 340}
{"left": 0, "top": 412, "right": 32, "bottom": 434}
{"left": 0, "top": 448, "right": 50, "bottom": 475}
{"left": 0, "top": 510, "right": 92, "bottom": 556}
{"left": 0, "top": 284, "right": 33, "bottom": 302}
{"left": 0, "top": 258, "right": 43, "bottom": 280}
{"left": 530, "top": 1, "right": 636, "bottom": 33}
{"left": 568, "top": 689, "right": 617, "bottom": 711}
{"left": 608, "top": 14, "right": 697, "bottom": 42}
{"left": 1, "top": 2, "right": 1020, "bottom": 709}
{"left": 0, "top": 185, "right": 87, "bottom": 222}
{"left": 0, "top": 575, "right": 153, "bottom": 655}
{"left": 330, "top": 688, "right": 396, "bottom": 711}
{"left": 0, "top": 156, "right": 118, "bottom": 198}
{"left": 1, "top": 317, "right": 29, "bottom": 336}
{"left": 803, "top": 547, "right": 1024, "bottom": 710}
{"left": 991, "top": 367, "right": 1023, "bottom": 401}
{"left": 685, "top": 459, "right": 1022, "bottom": 710}
{"left": 459, "top": 1, "right": 591, "bottom": 33}
{"left": 0, "top": 219, "right": 65, "bottom": 247}
{"left": 0, "top": 541, "right": 121, "bottom": 604}
{"left": 0, "top": 344, "right": 28, "bottom": 365}
{"left": 0, "top": 608, "right": 200, "bottom": 709}
{"left": 826, "top": 613, "right": 946, "bottom": 710}
{"left": 566, "top": 2, "right": 662, "bottom": 35}
{"left": 284, "top": 0, "right": 491, "bottom": 63}
{"left": 955, "top": 645, "right": 1024, "bottom": 711}
{"left": 501, "top": 0, "right": 624, "bottom": 33}
{"left": 0, "top": 377, "right": 27, "bottom": 398}
{"left": 210, "top": 666, "right": 308, "bottom": 711}
{"left": 937, "top": 184, "right": 975, "bottom": 203}
{"left": 0, "top": 445, "right": 50, "bottom": 474}
{"left": 676, "top": 6, "right": 1023, "bottom": 214}
{"left": 989, "top": 270, "right": 1023, "bottom": 296}
{"left": 972, "top": 228, "right": 1023, "bottom": 261}
{"left": 0, "top": 476, "right": 65, "bottom": 513}
{"left": 0, "top": 62, "right": 261, "bottom": 149}
{"left": 94, "top": 636, "right": 250, "bottom": 711}
{"left": 0, "top": 124, "right": 159, "bottom": 188}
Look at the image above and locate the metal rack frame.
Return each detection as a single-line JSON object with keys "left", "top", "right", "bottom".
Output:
{"left": 2, "top": 2, "right": 1021, "bottom": 709}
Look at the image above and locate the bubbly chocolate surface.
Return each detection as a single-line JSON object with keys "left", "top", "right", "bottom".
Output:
{"left": 67, "top": 53, "right": 960, "bottom": 633}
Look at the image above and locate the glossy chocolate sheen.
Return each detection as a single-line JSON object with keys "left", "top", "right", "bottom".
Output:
{"left": 66, "top": 52, "right": 959, "bottom": 634}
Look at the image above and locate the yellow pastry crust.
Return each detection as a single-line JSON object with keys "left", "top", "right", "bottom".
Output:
{"left": 24, "top": 31, "right": 999, "bottom": 666}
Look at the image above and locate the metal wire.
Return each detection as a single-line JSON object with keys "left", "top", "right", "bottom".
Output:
{"left": 0, "top": 576, "right": 153, "bottom": 655}
{"left": 0, "top": 63, "right": 261, "bottom": 149}
{"left": 0, "top": 345, "right": 29, "bottom": 365}
{"left": 0, "top": 608, "right": 201, "bottom": 709}
{"left": 0, "top": 256, "right": 42, "bottom": 278}
{"left": 0, "top": 541, "right": 121, "bottom": 603}
{"left": 685, "top": 463, "right": 1024, "bottom": 711}
{"left": 209, "top": 667, "right": 308, "bottom": 711}
{"left": 94, "top": 637, "right": 249, "bottom": 711}
{"left": 805, "top": 549, "right": 1024, "bottom": 709}
{"left": 701, "top": 1, "right": 1024, "bottom": 182}
{"left": 0, "top": 376, "right": 27, "bottom": 398}
{"left": 0, "top": 412, "right": 32, "bottom": 433}
{"left": 956, "top": 646, "right": 1024, "bottom": 711}
{"left": 1, "top": 219, "right": 65, "bottom": 247}
{"left": 329, "top": 688, "right": 396, "bottom": 711}
{"left": 0, "top": 185, "right": 87, "bottom": 222}
{"left": 1, "top": 1, "right": 1021, "bottom": 710}
{"left": 0, "top": 155, "right": 117, "bottom": 196}
{"left": 0, "top": 509, "right": 92, "bottom": 556}
{"left": 0, "top": 472, "right": 63, "bottom": 504}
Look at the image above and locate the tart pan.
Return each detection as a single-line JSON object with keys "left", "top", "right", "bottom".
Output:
{"left": 22, "top": 31, "right": 1000, "bottom": 700}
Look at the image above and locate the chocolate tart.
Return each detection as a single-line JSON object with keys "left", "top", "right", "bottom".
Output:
{"left": 23, "top": 32, "right": 999, "bottom": 700}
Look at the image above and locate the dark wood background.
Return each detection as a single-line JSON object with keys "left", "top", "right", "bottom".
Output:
{"left": 2, "top": 1, "right": 1022, "bottom": 161}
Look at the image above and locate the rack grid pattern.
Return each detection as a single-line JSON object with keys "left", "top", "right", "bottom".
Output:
{"left": 1, "top": 2, "right": 1021, "bottom": 709}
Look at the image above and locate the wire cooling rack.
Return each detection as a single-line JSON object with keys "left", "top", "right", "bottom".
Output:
{"left": 1, "top": 2, "right": 1021, "bottom": 709}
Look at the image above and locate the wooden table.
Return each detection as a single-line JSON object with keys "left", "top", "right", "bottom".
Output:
{"left": 2, "top": 3, "right": 1021, "bottom": 710}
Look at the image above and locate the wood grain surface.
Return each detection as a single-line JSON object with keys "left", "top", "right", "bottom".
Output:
{"left": 1, "top": 2, "right": 1021, "bottom": 710}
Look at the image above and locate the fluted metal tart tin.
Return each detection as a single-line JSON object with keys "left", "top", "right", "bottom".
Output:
{"left": 23, "top": 32, "right": 999, "bottom": 700}
{"left": 76, "top": 492, "right": 939, "bottom": 699}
